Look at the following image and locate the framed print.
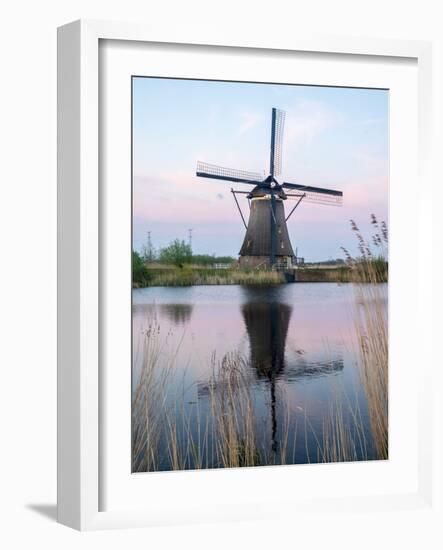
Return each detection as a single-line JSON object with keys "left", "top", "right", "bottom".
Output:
{"left": 57, "top": 20, "right": 434, "bottom": 530}
{"left": 130, "top": 78, "right": 387, "bottom": 474}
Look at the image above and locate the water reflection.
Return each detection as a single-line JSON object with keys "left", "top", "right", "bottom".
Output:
{"left": 285, "top": 359, "right": 343, "bottom": 381}
{"left": 159, "top": 303, "right": 194, "bottom": 326}
{"left": 240, "top": 285, "right": 344, "bottom": 382}
{"left": 132, "top": 302, "right": 194, "bottom": 326}
{"left": 241, "top": 300, "right": 291, "bottom": 379}
{"left": 240, "top": 285, "right": 343, "bottom": 454}
{"left": 240, "top": 289, "right": 288, "bottom": 453}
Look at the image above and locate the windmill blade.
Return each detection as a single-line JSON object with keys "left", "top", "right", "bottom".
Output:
{"left": 286, "top": 191, "right": 343, "bottom": 207}
{"left": 283, "top": 181, "right": 343, "bottom": 206}
{"left": 269, "top": 108, "right": 286, "bottom": 176}
{"left": 196, "top": 161, "right": 263, "bottom": 185}
{"left": 283, "top": 181, "right": 343, "bottom": 197}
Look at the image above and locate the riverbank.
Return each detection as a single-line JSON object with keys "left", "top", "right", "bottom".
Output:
{"left": 296, "top": 267, "right": 352, "bottom": 283}
{"left": 131, "top": 264, "right": 388, "bottom": 288}
{"left": 133, "top": 252, "right": 388, "bottom": 288}
{"left": 133, "top": 266, "right": 285, "bottom": 287}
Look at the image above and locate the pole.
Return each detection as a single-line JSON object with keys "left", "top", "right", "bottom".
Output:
{"left": 231, "top": 189, "right": 248, "bottom": 230}
{"left": 146, "top": 231, "right": 152, "bottom": 261}
{"left": 285, "top": 194, "right": 305, "bottom": 222}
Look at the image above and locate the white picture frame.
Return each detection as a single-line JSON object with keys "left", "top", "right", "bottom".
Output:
{"left": 57, "top": 19, "right": 434, "bottom": 531}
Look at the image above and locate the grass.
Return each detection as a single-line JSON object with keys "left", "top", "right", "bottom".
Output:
{"left": 134, "top": 259, "right": 387, "bottom": 289}
{"left": 354, "top": 280, "right": 388, "bottom": 459}
{"left": 136, "top": 266, "right": 286, "bottom": 287}
{"left": 321, "top": 216, "right": 388, "bottom": 461}
{"left": 132, "top": 319, "right": 175, "bottom": 472}
{"left": 318, "top": 288, "right": 388, "bottom": 463}
{"left": 341, "top": 215, "right": 388, "bottom": 283}
{"left": 207, "top": 354, "right": 262, "bottom": 468}
{"left": 351, "top": 217, "right": 388, "bottom": 459}
{"left": 134, "top": 264, "right": 383, "bottom": 287}
{"left": 319, "top": 381, "right": 369, "bottom": 463}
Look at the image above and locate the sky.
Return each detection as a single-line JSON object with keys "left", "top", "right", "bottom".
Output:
{"left": 132, "top": 77, "right": 388, "bottom": 261}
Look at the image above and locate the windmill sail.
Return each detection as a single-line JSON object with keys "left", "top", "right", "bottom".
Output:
{"left": 283, "top": 181, "right": 343, "bottom": 206}
{"left": 299, "top": 193, "right": 343, "bottom": 206}
{"left": 196, "top": 161, "right": 263, "bottom": 185}
{"left": 270, "top": 108, "right": 285, "bottom": 177}
{"left": 283, "top": 181, "right": 343, "bottom": 196}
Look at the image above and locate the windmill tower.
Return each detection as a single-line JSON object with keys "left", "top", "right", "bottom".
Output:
{"left": 196, "top": 108, "right": 343, "bottom": 269}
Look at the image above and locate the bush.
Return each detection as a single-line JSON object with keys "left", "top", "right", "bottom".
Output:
{"left": 158, "top": 239, "right": 192, "bottom": 268}
{"left": 132, "top": 251, "right": 151, "bottom": 287}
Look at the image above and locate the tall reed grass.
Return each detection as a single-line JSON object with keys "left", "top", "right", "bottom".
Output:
{"left": 318, "top": 287, "right": 388, "bottom": 462}
{"left": 132, "top": 319, "right": 177, "bottom": 472}
{"left": 318, "top": 380, "right": 368, "bottom": 463}
{"left": 343, "top": 216, "right": 388, "bottom": 459}
{"left": 318, "top": 216, "right": 388, "bottom": 462}
{"left": 132, "top": 319, "right": 294, "bottom": 471}
{"left": 341, "top": 214, "right": 388, "bottom": 283}
{"left": 207, "top": 354, "right": 261, "bottom": 468}
{"left": 354, "top": 283, "right": 388, "bottom": 459}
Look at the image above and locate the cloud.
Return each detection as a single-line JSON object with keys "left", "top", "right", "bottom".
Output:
{"left": 133, "top": 172, "right": 243, "bottom": 224}
{"left": 237, "top": 111, "right": 262, "bottom": 135}
{"left": 284, "top": 99, "right": 339, "bottom": 147}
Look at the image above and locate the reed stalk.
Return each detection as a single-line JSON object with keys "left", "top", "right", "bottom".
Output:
{"left": 346, "top": 216, "right": 389, "bottom": 459}
{"left": 354, "top": 283, "right": 388, "bottom": 459}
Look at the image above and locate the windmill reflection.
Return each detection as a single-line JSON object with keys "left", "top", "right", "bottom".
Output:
{"left": 241, "top": 301, "right": 292, "bottom": 379}
{"left": 240, "top": 286, "right": 343, "bottom": 456}
{"left": 241, "top": 289, "right": 292, "bottom": 454}
{"left": 195, "top": 286, "right": 344, "bottom": 461}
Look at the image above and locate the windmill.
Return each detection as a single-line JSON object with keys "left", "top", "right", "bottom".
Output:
{"left": 196, "top": 108, "right": 343, "bottom": 269}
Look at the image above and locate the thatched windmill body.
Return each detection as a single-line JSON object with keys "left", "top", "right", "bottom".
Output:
{"left": 196, "top": 108, "right": 343, "bottom": 269}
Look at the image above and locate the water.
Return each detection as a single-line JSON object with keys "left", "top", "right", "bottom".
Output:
{"left": 132, "top": 283, "right": 386, "bottom": 471}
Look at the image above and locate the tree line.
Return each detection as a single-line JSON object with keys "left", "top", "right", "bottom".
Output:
{"left": 139, "top": 239, "right": 235, "bottom": 267}
{"left": 139, "top": 238, "right": 235, "bottom": 267}
{"left": 133, "top": 238, "right": 236, "bottom": 285}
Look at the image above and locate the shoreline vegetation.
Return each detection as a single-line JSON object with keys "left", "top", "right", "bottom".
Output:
{"left": 132, "top": 263, "right": 387, "bottom": 288}
{"left": 133, "top": 216, "right": 388, "bottom": 288}
{"left": 132, "top": 217, "right": 389, "bottom": 471}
